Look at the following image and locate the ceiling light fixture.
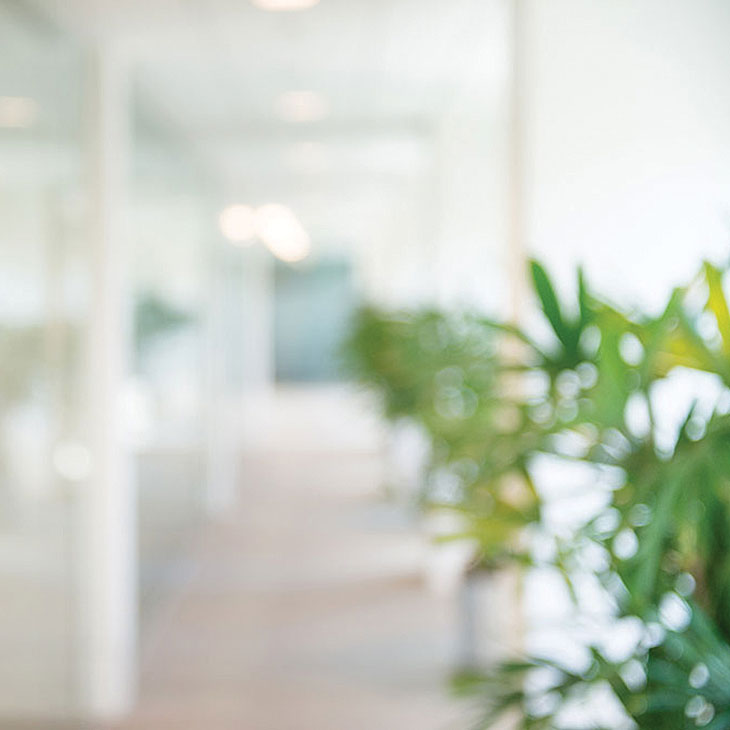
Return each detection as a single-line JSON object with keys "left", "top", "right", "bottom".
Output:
{"left": 250, "top": 0, "right": 320, "bottom": 11}
{"left": 219, "top": 204, "right": 257, "bottom": 244}
{"left": 255, "top": 204, "right": 311, "bottom": 263}
{"left": 275, "top": 90, "right": 329, "bottom": 123}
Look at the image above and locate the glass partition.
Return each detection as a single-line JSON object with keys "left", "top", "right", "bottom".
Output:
{"left": 0, "top": 1, "right": 86, "bottom": 717}
{"left": 130, "top": 102, "right": 217, "bottom": 623}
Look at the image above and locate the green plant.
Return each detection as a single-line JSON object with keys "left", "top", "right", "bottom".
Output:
{"left": 134, "top": 292, "right": 194, "bottom": 356}
{"left": 345, "top": 259, "right": 730, "bottom": 728}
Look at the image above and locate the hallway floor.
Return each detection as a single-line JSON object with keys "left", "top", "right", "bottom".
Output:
{"left": 120, "top": 449, "right": 465, "bottom": 730}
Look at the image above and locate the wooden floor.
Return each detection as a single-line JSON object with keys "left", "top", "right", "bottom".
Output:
{"left": 112, "top": 451, "right": 464, "bottom": 730}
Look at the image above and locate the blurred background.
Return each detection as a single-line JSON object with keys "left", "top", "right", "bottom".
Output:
{"left": 1, "top": 0, "right": 730, "bottom": 728}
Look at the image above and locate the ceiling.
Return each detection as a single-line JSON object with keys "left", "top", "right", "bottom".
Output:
{"left": 9, "top": 0, "right": 509, "bottom": 258}
{"left": 28, "top": 0, "right": 507, "bottom": 173}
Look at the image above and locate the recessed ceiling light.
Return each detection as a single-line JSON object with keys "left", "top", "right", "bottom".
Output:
{"left": 219, "top": 204, "right": 257, "bottom": 244}
{"left": 250, "top": 0, "right": 320, "bottom": 11}
{"left": 255, "top": 204, "right": 311, "bottom": 263}
{"left": 0, "top": 97, "right": 37, "bottom": 128}
{"left": 275, "top": 91, "right": 328, "bottom": 123}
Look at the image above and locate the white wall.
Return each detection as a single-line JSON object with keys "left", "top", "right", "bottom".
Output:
{"left": 524, "top": 0, "right": 730, "bottom": 310}
{"left": 433, "top": 108, "right": 511, "bottom": 314}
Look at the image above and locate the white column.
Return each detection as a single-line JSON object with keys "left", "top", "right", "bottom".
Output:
{"left": 204, "top": 237, "right": 238, "bottom": 515}
{"left": 238, "top": 245, "right": 276, "bottom": 452}
{"left": 241, "top": 245, "right": 275, "bottom": 392}
{"left": 205, "top": 241, "right": 275, "bottom": 510}
{"left": 499, "top": 0, "right": 529, "bottom": 665}
{"left": 78, "top": 42, "right": 136, "bottom": 719}
{"left": 507, "top": 0, "right": 529, "bottom": 321}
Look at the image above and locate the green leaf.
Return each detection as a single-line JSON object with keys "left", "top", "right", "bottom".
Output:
{"left": 530, "top": 260, "right": 571, "bottom": 350}
{"left": 577, "top": 266, "right": 592, "bottom": 330}
{"left": 704, "top": 261, "right": 730, "bottom": 357}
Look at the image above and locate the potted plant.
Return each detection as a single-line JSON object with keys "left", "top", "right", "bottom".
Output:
{"left": 346, "top": 260, "right": 730, "bottom": 729}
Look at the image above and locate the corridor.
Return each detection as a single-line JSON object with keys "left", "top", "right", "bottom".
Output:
{"left": 5, "top": 1, "right": 729, "bottom": 727}
{"left": 121, "top": 441, "right": 462, "bottom": 729}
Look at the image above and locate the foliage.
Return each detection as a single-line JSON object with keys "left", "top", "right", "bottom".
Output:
{"left": 345, "top": 259, "right": 730, "bottom": 728}
{"left": 134, "top": 292, "right": 194, "bottom": 352}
